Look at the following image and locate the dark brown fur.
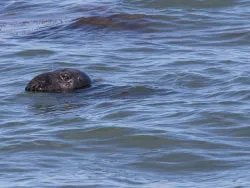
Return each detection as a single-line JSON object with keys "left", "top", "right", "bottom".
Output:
{"left": 25, "top": 68, "right": 91, "bottom": 92}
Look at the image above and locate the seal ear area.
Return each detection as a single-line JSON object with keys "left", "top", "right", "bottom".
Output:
{"left": 25, "top": 73, "right": 51, "bottom": 92}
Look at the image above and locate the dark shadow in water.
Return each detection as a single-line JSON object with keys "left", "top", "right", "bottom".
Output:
{"left": 16, "top": 13, "right": 154, "bottom": 39}
{"left": 24, "top": 92, "right": 89, "bottom": 115}
{"left": 68, "top": 14, "right": 147, "bottom": 29}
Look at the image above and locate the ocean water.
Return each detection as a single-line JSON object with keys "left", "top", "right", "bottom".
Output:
{"left": 1, "top": 0, "right": 250, "bottom": 187}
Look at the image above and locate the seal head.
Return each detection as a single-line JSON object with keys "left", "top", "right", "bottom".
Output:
{"left": 25, "top": 68, "right": 91, "bottom": 92}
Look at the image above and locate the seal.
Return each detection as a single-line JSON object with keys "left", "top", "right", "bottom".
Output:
{"left": 25, "top": 68, "right": 91, "bottom": 92}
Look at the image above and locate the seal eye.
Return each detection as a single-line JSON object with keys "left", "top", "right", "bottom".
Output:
{"left": 61, "top": 74, "right": 70, "bottom": 82}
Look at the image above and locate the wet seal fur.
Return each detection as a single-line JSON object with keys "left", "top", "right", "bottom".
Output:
{"left": 25, "top": 68, "right": 91, "bottom": 92}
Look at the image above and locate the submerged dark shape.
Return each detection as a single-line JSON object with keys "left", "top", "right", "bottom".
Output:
{"left": 25, "top": 68, "right": 91, "bottom": 92}
{"left": 69, "top": 13, "right": 147, "bottom": 29}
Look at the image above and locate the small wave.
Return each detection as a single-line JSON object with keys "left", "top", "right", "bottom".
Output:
{"left": 113, "top": 85, "right": 159, "bottom": 98}
{"left": 0, "top": 139, "right": 71, "bottom": 152}
{"left": 57, "top": 126, "right": 136, "bottom": 141}
{"left": 8, "top": 13, "right": 154, "bottom": 39}
{"left": 128, "top": 0, "right": 237, "bottom": 9}
{"left": 82, "top": 84, "right": 163, "bottom": 100}
{"left": 4, "top": 1, "right": 41, "bottom": 12}
{"left": 14, "top": 49, "right": 55, "bottom": 57}
{"left": 173, "top": 72, "right": 218, "bottom": 89}
{"left": 67, "top": 13, "right": 151, "bottom": 31}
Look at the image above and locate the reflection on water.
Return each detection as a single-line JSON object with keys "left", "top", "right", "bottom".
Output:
{"left": 25, "top": 93, "right": 88, "bottom": 114}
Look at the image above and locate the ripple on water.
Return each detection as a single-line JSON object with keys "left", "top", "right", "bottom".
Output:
{"left": 169, "top": 72, "right": 219, "bottom": 89}
{"left": 67, "top": 14, "right": 152, "bottom": 31}
{"left": 15, "top": 49, "right": 55, "bottom": 57}
{"left": 130, "top": 0, "right": 237, "bottom": 9}
{"left": 57, "top": 126, "right": 136, "bottom": 141}
{"left": 112, "top": 85, "right": 160, "bottom": 98}
{"left": 82, "top": 84, "right": 164, "bottom": 100}
{"left": 1, "top": 0, "right": 250, "bottom": 187}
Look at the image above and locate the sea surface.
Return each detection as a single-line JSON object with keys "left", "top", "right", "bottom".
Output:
{"left": 1, "top": 0, "right": 250, "bottom": 187}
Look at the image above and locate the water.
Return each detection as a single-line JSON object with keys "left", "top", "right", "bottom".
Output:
{"left": 1, "top": 0, "right": 250, "bottom": 187}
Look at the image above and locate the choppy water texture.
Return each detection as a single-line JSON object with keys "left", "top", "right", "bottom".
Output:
{"left": 1, "top": 0, "right": 250, "bottom": 187}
